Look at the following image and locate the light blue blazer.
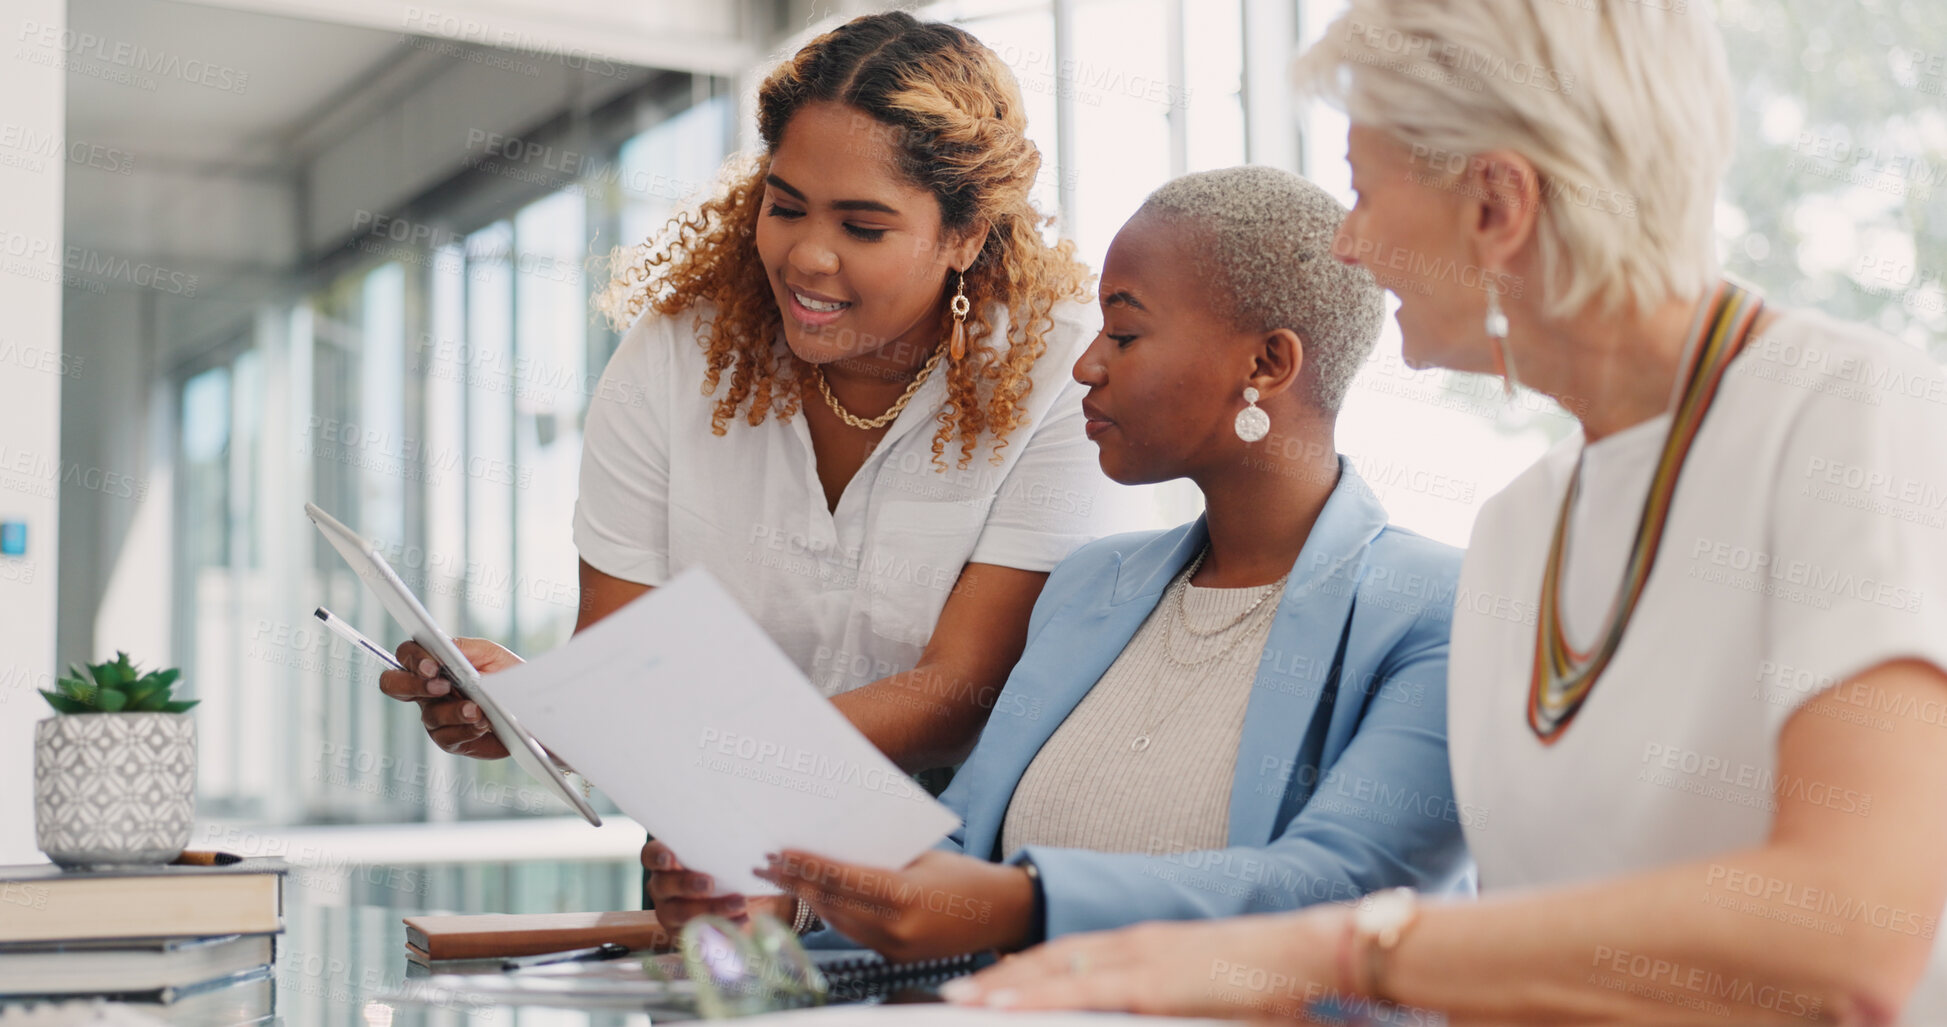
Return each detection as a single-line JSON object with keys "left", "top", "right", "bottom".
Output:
{"left": 814, "top": 460, "right": 1472, "bottom": 946}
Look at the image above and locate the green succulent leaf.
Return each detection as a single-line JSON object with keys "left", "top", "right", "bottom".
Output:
{"left": 158, "top": 699, "right": 200, "bottom": 714}
{"left": 57, "top": 677, "right": 97, "bottom": 705}
{"left": 46, "top": 654, "right": 188, "bottom": 714}
{"left": 124, "top": 681, "right": 170, "bottom": 709}
{"left": 40, "top": 690, "right": 91, "bottom": 714}
{"left": 96, "top": 655, "right": 137, "bottom": 688}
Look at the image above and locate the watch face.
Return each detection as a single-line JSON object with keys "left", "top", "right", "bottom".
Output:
{"left": 1356, "top": 888, "right": 1415, "bottom": 932}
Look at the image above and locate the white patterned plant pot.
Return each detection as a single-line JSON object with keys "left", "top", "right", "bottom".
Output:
{"left": 34, "top": 712, "right": 197, "bottom": 869}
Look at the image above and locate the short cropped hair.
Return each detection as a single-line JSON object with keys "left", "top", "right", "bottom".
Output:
{"left": 1139, "top": 166, "right": 1386, "bottom": 413}
{"left": 1294, "top": 0, "right": 1734, "bottom": 317}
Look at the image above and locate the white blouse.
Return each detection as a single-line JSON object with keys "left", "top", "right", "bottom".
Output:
{"left": 1447, "top": 309, "right": 1947, "bottom": 1021}
{"left": 572, "top": 299, "right": 1156, "bottom": 696}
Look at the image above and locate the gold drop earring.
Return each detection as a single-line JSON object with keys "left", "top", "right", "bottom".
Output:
{"left": 948, "top": 270, "right": 970, "bottom": 361}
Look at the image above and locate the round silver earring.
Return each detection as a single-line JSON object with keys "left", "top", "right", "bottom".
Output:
{"left": 1234, "top": 386, "right": 1270, "bottom": 443}
{"left": 1486, "top": 290, "right": 1519, "bottom": 399}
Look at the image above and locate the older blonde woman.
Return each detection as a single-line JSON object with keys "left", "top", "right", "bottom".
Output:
{"left": 945, "top": 1, "right": 1947, "bottom": 1023}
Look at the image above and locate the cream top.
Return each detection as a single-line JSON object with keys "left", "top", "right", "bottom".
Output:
{"left": 1000, "top": 560, "right": 1284, "bottom": 857}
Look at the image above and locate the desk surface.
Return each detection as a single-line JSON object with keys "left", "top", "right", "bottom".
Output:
{"left": 276, "top": 901, "right": 657, "bottom": 1026}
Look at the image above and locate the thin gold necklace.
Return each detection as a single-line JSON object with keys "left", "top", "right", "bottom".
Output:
{"left": 1160, "top": 547, "right": 1287, "bottom": 668}
{"left": 812, "top": 344, "right": 947, "bottom": 431}
{"left": 1128, "top": 549, "right": 1287, "bottom": 753}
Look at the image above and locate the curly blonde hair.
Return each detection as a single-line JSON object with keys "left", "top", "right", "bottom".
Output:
{"left": 600, "top": 12, "right": 1092, "bottom": 469}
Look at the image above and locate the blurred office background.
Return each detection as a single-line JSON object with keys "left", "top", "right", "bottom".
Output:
{"left": 1, "top": 0, "right": 1941, "bottom": 911}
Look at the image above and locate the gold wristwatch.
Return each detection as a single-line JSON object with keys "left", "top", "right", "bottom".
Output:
{"left": 1353, "top": 886, "right": 1420, "bottom": 1002}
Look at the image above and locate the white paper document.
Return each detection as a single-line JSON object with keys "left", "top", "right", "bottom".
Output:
{"left": 474, "top": 569, "right": 961, "bottom": 895}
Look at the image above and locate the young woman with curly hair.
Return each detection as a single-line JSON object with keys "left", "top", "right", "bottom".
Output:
{"left": 379, "top": 10, "right": 1150, "bottom": 924}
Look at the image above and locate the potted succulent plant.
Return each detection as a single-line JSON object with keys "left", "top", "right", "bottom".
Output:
{"left": 34, "top": 653, "right": 199, "bottom": 868}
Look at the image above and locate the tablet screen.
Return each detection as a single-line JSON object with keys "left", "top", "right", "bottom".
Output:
{"left": 304, "top": 502, "right": 602, "bottom": 826}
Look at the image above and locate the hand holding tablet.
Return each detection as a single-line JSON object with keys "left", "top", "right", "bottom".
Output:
{"left": 380, "top": 637, "right": 524, "bottom": 760}
{"left": 304, "top": 501, "right": 602, "bottom": 826}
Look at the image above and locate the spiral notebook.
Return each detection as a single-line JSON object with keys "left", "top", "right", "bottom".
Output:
{"left": 814, "top": 949, "right": 998, "bottom": 1001}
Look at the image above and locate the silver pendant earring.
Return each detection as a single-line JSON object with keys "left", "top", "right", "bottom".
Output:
{"left": 1486, "top": 290, "right": 1519, "bottom": 399}
{"left": 1234, "top": 386, "right": 1270, "bottom": 443}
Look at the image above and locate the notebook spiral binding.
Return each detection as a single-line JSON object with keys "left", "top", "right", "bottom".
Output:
{"left": 814, "top": 950, "right": 999, "bottom": 1000}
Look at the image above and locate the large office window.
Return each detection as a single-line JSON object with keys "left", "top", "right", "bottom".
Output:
{"left": 946, "top": 0, "right": 1249, "bottom": 265}
{"left": 176, "top": 83, "right": 735, "bottom": 826}
{"left": 1713, "top": 1, "right": 1945, "bottom": 362}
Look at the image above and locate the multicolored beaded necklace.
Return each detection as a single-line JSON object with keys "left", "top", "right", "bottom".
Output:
{"left": 1527, "top": 280, "right": 1766, "bottom": 743}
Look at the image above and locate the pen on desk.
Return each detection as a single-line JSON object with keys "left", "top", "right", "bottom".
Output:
{"left": 501, "top": 942, "right": 631, "bottom": 972}
{"left": 313, "top": 606, "right": 406, "bottom": 672}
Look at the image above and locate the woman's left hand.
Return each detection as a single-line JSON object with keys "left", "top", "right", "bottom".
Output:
{"left": 756, "top": 849, "right": 1035, "bottom": 962}
{"left": 939, "top": 907, "right": 1348, "bottom": 1022}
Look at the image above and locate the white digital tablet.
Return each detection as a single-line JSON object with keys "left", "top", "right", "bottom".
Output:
{"left": 304, "top": 501, "right": 602, "bottom": 826}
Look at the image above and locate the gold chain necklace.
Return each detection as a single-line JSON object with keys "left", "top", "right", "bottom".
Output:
{"left": 812, "top": 344, "right": 948, "bottom": 431}
{"left": 1129, "top": 550, "right": 1287, "bottom": 753}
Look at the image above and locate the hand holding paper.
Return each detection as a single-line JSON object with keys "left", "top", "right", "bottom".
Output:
{"left": 474, "top": 570, "right": 960, "bottom": 895}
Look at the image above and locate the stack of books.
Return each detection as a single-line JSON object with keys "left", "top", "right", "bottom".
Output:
{"left": 0, "top": 853, "right": 285, "bottom": 1025}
